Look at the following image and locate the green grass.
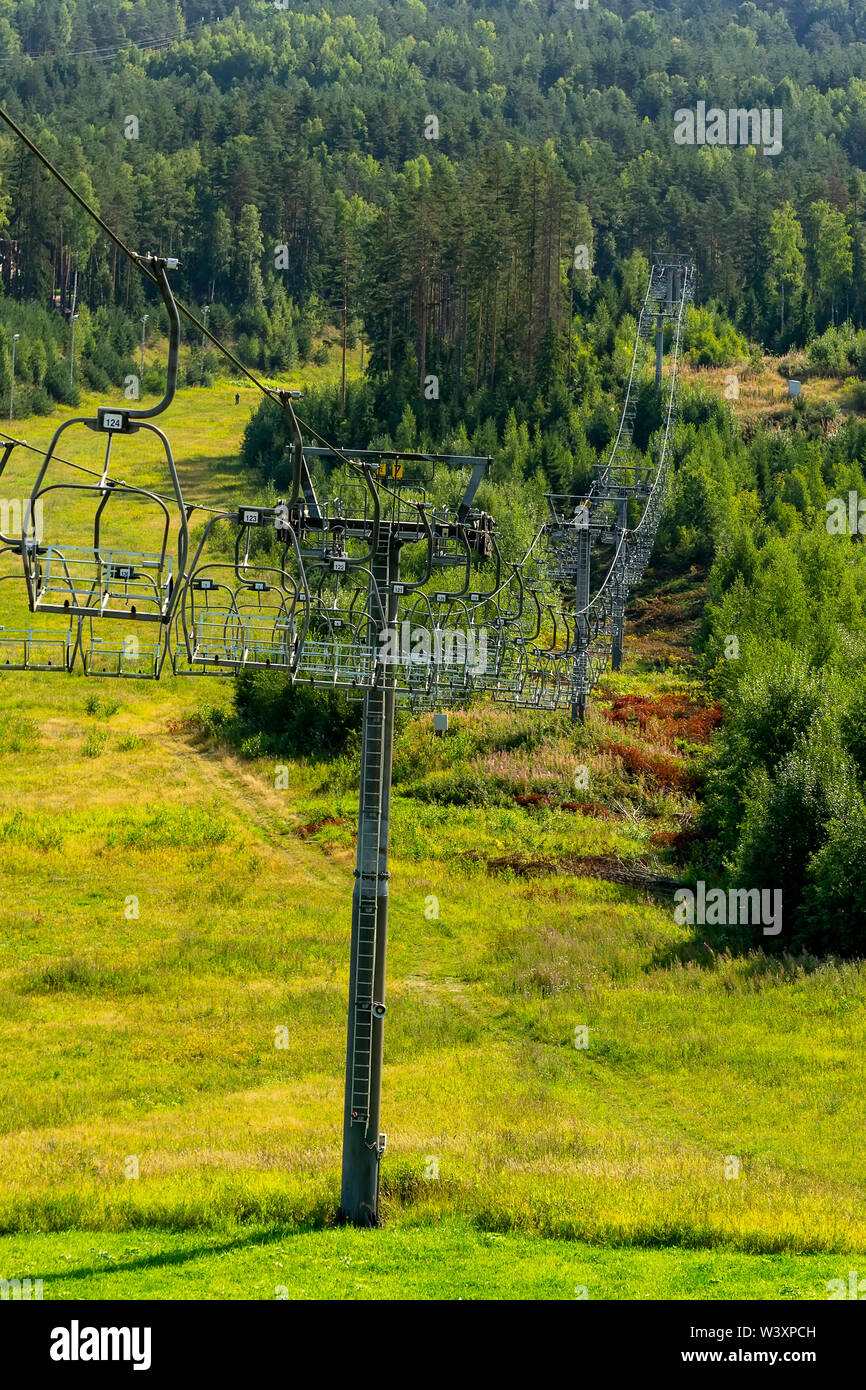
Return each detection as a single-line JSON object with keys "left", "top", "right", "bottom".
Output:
{"left": 0, "top": 1221, "right": 846, "bottom": 1300}
{"left": 0, "top": 679, "right": 863, "bottom": 1266}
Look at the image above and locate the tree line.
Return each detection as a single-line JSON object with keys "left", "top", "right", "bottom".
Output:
{"left": 0, "top": 0, "right": 866, "bottom": 408}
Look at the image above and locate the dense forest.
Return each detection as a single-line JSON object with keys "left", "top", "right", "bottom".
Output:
{"left": 2, "top": 0, "right": 866, "bottom": 952}
{"left": 1, "top": 0, "right": 866, "bottom": 413}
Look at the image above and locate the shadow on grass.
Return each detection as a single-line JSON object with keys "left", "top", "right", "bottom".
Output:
{"left": 28, "top": 1224, "right": 304, "bottom": 1289}
{"left": 648, "top": 930, "right": 828, "bottom": 977}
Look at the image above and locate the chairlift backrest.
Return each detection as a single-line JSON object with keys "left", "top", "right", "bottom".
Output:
{"left": 22, "top": 258, "right": 188, "bottom": 626}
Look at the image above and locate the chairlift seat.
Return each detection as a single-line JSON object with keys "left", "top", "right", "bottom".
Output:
{"left": 30, "top": 545, "right": 173, "bottom": 621}
{"left": 83, "top": 631, "right": 163, "bottom": 678}
{"left": 0, "top": 627, "right": 71, "bottom": 671}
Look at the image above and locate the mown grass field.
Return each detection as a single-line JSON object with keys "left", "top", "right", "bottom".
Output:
{"left": 0, "top": 384, "right": 864, "bottom": 1299}
{"left": 0, "top": 1223, "right": 846, "bottom": 1300}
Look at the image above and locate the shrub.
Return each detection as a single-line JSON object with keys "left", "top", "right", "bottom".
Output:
{"left": 699, "top": 651, "right": 827, "bottom": 863}
{"left": 22, "top": 385, "right": 54, "bottom": 416}
{"left": 82, "top": 358, "right": 111, "bottom": 391}
{"left": 407, "top": 766, "right": 504, "bottom": 807}
{"left": 800, "top": 786, "right": 866, "bottom": 954}
{"left": 684, "top": 303, "right": 748, "bottom": 367}
{"left": 241, "top": 397, "right": 289, "bottom": 482}
{"left": 142, "top": 365, "right": 167, "bottom": 394}
{"left": 296, "top": 322, "right": 312, "bottom": 359}
{"left": 840, "top": 670, "right": 866, "bottom": 782}
{"left": 731, "top": 727, "right": 849, "bottom": 928}
{"left": 82, "top": 729, "right": 109, "bottom": 758}
{"left": 806, "top": 324, "right": 857, "bottom": 377}
{"left": 44, "top": 359, "right": 79, "bottom": 406}
{"left": 229, "top": 669, "right": 363, "bottom": 758}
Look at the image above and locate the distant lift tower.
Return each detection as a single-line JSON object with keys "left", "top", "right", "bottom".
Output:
{"left": 542, "top": 254, "right": 696, "bottom": 721}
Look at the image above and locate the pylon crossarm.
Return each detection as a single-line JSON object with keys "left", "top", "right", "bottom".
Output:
{"left": 297, "top": 451, "right": 384, "bottom": 565}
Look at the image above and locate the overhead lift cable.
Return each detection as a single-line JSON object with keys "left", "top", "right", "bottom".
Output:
{"left": 0, "top": 104, "right": 376, "bottom": 491}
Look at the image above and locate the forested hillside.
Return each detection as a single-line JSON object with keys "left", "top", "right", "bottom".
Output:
{"left": 1, "top": 0, "right": 866, "bottom": 408}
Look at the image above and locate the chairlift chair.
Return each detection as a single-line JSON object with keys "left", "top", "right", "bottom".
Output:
{"left": 79, "top": 616, "right": 166, "bottom": 679}
{"left": 180, "top": 506, "right": 308, "bottom": 672}
{"left": 168, "top": 608, "right": 236, "bottom": 677}
{"left": 0, "top": 542, "right": 73, "bottom": 672}
{"left": 0, "top": 623, "right": 72, "bottom": 672}
{"left": 22, "top": 256, "right": 188, "bottom": 628}
{"left": 291, "top": 559, "right": 382, "bottom": 689}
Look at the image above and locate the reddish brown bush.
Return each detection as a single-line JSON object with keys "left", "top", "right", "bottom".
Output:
{"left": 603, "top": 693, "right": 722, "bottom": 746}
{"left": 649, "top": 825, "right": 697, "bottom": 855}
{"left": 598, "top": 738, "right": 694, "bottom": 791}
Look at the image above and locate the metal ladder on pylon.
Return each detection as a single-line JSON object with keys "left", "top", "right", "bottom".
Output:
{"left": 348, "top": 534, "right": 391, "bottom": 1130}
